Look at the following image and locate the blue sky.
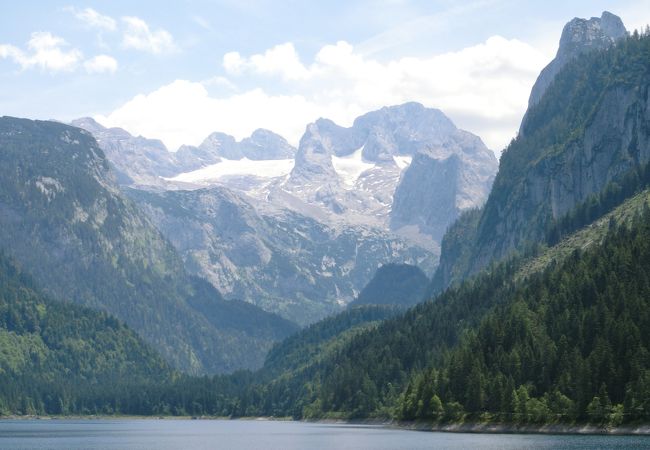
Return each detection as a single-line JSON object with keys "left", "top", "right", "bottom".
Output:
{"left": 1, "top": 0, "right": 649, "bottom": 152}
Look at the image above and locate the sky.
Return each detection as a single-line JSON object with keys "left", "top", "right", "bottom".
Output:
{"left": 1, "top": 1, "right": 649, "bottom": 154}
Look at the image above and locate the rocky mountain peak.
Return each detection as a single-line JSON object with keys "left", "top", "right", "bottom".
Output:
{"left": 526, "top": 11, "right": 627, "bottom": 109}
{"left": 279, "top": 104, "right": 497, "bottom": 247}
{"left": 198, "top": 132, "right": 238, "bottom": 159}
{"left": 558, "top": 11, "right": 626, "bottom": 57}
{"left": 241, "top": 129, "right": 296, "bottom": 160}
{"left": 70, "top": 117, "right": 106, "bottom": 134}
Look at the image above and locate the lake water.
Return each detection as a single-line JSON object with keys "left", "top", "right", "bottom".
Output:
{"left": 0, "top": 419, "right": 648, "bottom": 450}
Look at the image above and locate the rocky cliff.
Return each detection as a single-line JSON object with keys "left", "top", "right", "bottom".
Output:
{"left": 432, "top": 13, "right": 650, "bottom": 293}
{"left": 277, "top": 103, "right": 497, "bottom": 246}
{"left": 127, "top": 186, "right": 435, "bottom": 325}
{"left": 522, "top": 11, "right": 626, "bottom": 129}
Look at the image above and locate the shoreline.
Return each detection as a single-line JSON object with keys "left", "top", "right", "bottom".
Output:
{"left": 308, "top": 418, "right": 650, "bottom": 436}
{"left": 2, "top": 415, "right": 650, "bottom": 436}
{"left": 389, "top": 421, "right": 650, "bottom": 436}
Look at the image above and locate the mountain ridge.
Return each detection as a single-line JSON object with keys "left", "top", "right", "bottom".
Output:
{"left": 0, "top": 116, "right": 297, "bottom": 374}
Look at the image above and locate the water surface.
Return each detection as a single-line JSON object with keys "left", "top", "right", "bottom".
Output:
{"left": 0, "top": 419, "right": 648, "bottom": 450}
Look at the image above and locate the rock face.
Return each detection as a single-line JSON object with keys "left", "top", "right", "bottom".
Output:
{"left": 74, "top": 103, "right": 497, "bottom": 322}
{"left": 432, "top": 12, "right": 650, "bottom": 293}
{"left": 175, "top": 129, "right": 295, "bottom": 172}
{"left": 525, "top": 11, "right": 626, "bottom": 111}
{"left": 127, "top": 186, "right": 434, "bottom": 325}
{"left": 240, "top": 129, "right": 296, "bottom": 160}
{"left": 71, "top": 119, "right": 297, "bottom": 186}
{"left": 277, "top": 103, "right": 497, "bottom": 245}
{"left": 70, "top": 117, "right": 178, "bottom": 186}
{"left": 391, "top": 130, "right": 496, "bottom": 242}
{"left": 0, "top": 117, "right": 297, "bottom": 374}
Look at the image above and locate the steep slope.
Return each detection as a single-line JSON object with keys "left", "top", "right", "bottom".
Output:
{"left": 348, "top": 264, "right": 429, "bottom": 308}
{"left": 0, "top": 117, "right": 296, "bottom": 374}
{"left": 433, "top": 18, "right": 648, "bottom": 293}
{"left": 261, "top": 305, "right": 400, "bottom": 381}
{"left": 70, "top": 117, "right": 178, "bottom": 187}
{"left": 126, "top": 186, "right": 434, "bottom": 325}
{"left": 220, "top": 189, "right": 650, "bottom": 421}
{"left": 0, "top": 252, "right": 170, "bottom": 382}
{"left": 398, "top": 207, "right": 650, "bottom": 424}
{"left": 0, "top": 251, "right": 172, "bottom": 414}
{"left": 525, "top": 11, "right": 626, "bottom": 110}
{"left": 276, "top": 103, "right": 497, "bottom": 245}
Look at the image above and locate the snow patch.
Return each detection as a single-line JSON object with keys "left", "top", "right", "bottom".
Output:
{"left": 168, "top": 158, "right": 295, "bottom": 183}
{"left": 331, "top": 146, "right": 375, "bottom": 187}
{"left": 393, "top": 155, "right": 413, "bottom": 170}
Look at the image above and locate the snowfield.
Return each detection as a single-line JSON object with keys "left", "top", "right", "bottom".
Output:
{"left": 167, "top": 158, "right": 295, "bottom": 183}
{"left": 331, "top": 147, "right": 376, "bottom": 187}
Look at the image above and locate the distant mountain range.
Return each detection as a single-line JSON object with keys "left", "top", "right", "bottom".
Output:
{"left": 72, "top": 103, "right": 497, "bottom": 323}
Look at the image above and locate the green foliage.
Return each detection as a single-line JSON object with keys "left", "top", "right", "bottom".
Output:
{"left": 546, "top": 160, "right": 650, "bottom": 245}
{"left": 349, "top": 264, "right": 429, "bottom": 308}
{"left": 433, "top": 33, "right": 650, "bottom": 294}
{"left": 0, "top": 251, "right": 173, "bottom": 415}
{"left": 396, "top": 209, "right": 650, "bottom": 425}
{"left": 0, "top": 117, "right": 297, "bottom": 374}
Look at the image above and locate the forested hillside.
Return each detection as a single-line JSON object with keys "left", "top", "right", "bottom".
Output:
{"left": 0, "top": 252, "right": 170, "bottom": 415}
{"left": 349, "top": 264, "right": 429, "bottom": 308}
{"left": 0, "top": 117, "right": 296, "bottom": 374}
{"left": 433, "top": 31, "right": 650, "bottom": 293}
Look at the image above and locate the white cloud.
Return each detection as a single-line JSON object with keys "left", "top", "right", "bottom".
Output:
{"left": 100, "top": 36, "right": 549, "bottom": 153}
{"left": 224, "top": 43, "right": 310, "bottom": 80}
{"left": 97, "top": 80, "right": 337, "bottom": 151}
{"left": 84, "top": 54, "right": 118, "bottom": 74}
{"left": 121, "top": 16, "right": 177, "bottom": 54}
{"left": 72, "top": 7, "right": 117, "bottom": 31}
{"left": 0, "top": 32, "right": 82, "bottom": 73}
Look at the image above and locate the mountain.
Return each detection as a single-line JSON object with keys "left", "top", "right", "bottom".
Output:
{"left": 432, "top": 12, "right": 646, "bottom": 293}
{"left": 0, "top": 117, "right": 297, "bottom": 374}
{"left": 126, "top": 186, "right": 434, "bottom": 325}
{"left": 0, "top": 251, "right": 170, "bottom": 381}
{"left": 71, "top": 118, "right": 297, "bottom": 188}
{"left": 191, "top": 185, "right": 650, "bottom": 422}
{"left": 81, "top": 103, "right": 496, "bottom": 252}
{"left": 261, "top": 305, "right": 400, "bottom": 381}
{"left": 0, "top": 251, "right": 174, "bottom": 415}
{"left": 70, "top": 117, "right": 178, "bottom": 187}
{"left": 348, "top": 263, "right": 429, "bottom": 308}
{"left": 165, "top": 24, "right": 650, "bottom": 424}
{"left": 525, "top": 11, "right": 627, "bottom": 109}
{"left": 274, "top": 103, "right": 497, "bottom": 245}
{"left": 75, "top": 104, "right": 496, "bottom": 324}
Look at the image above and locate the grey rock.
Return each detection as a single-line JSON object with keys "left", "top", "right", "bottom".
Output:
{"left": 71, "top": 117, "right": 178, "bottom": 186}
{"left": 128, "top": 185, "right": 436, "bottom": 325}
{"left": 281, "top": 103, "right": 497, "bottom": 246}
{"left": 240, "top": 129, "right": 296, "bottom": 160}
{"left": 526, "top": 11, "right": 626, "bottom": 110}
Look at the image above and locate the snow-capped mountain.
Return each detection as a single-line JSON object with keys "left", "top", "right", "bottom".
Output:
{"left": 72, "top": 102, "right": 497, "bottom": 323}
{"left": 271, "top": 103, "right": 497, "bottom": 246}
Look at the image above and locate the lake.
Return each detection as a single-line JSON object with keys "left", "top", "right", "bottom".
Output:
{"left": 0, "top": 419, "right": 649, "bottom": 450}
